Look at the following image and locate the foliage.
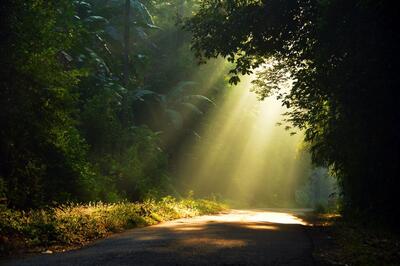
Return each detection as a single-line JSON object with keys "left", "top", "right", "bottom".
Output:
{"left": 91, "top": 126, "right": 171, "bottom": 201}
{"left": 0, "top": 197, "right": 226, "bottom": 256}
{"left": 333, "top": 221, "right": 400, "bottom": 265}
{"left": 185, "top": 0, "right": 399, "bottom": 226}
{"left": 0, "top": 0, "right": 228, "bottom": 209}
{"left": 0, "top": 0, "right": 95, "bottom": 208}
{"left": 310, "top": 214, "right": 400, "bottom": 266}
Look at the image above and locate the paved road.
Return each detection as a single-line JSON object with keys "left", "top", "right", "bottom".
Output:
{"left": 4, "top": 209, "right": 315, "bottom": 266}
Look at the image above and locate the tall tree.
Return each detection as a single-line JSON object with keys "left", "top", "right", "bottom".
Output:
{"left": 0, "top": 0, "right": 94, "bottom": 207}
{"left": 123, "top": 0, "right": 131, "bottom": 86}
{"left": 185, "top": 0, "right": 399, "bottom": 225}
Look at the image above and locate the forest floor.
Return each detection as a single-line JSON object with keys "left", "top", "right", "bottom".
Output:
{"left": 304, "top": 212, "right": 400, "bottom": 266}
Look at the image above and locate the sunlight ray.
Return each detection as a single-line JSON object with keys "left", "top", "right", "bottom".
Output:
{"left": 177, "top": 74, "right": 310, "bottom": 207}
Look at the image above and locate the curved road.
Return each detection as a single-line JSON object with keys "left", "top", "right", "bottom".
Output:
{"left": 4, "top": 209, "right": 314, "bottom": 266}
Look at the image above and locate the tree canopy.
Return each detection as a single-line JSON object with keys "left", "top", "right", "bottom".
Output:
{"left": 185, "top": 0, "right": 399, "bottom": 225}
{"left": 0, "top": 0, "right": 218, "bottom": 207}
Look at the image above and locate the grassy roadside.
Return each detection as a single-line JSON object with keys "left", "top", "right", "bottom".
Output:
{"left": 0, "top": 196, "right": 226, "bottom": 257}
{"left": 305, "top": 213, "right": 400, "bottom": 266}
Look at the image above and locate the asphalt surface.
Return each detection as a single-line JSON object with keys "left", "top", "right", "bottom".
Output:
{"left": 3, "top": 209, "right": 315, "bottom": 266}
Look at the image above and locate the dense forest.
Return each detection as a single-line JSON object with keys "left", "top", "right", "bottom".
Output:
{"left": 1, "top": 0, "right": 399, "bottom": 232}
{"left": 1, "top": 0, "right": 225, "bottom": 208}
{"left": 0, "top": 0, "right": 316, "bottom": 211}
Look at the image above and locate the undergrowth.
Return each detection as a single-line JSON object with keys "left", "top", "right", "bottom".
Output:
{"left": 308, "top": 213, "right": 400, "bottom": 266}
{"left": 333, "top": 219, "right": 400, "bottom": 266}
{"left": 0, "top": 197, "right": 226, "bottom": 256}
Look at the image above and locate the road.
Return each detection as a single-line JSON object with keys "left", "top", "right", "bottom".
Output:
{"left": 4, "top": 209, "right": 315, "bottom": 266}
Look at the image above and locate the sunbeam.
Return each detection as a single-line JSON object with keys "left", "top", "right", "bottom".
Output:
{"left": 177, "top": 75, "right": 311, "bottom": 207}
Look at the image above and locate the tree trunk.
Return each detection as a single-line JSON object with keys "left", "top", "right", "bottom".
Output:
{"left": 175, "top": 0, "right": 184, "bottom": 46}
{"left": 121, "top": 0, "right": 132, "bottom": 129}
{"left": 123, "top": 0, "right": 130, "bottom": 86}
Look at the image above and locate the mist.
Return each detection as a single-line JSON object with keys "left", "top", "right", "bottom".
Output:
{"left": 174, "top": 75, "right": 322, "bottom": 208}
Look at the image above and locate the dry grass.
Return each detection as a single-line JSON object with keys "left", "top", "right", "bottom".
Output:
{"left": 0, "top": 197, "right": 226, "bottom": 256}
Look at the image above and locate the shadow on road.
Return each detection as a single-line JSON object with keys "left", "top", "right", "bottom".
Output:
{"left": 4, "top": 209, "right": 315, "bottom": 266}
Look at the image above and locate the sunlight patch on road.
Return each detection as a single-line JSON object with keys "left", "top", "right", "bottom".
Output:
{"left": 248, "top": 211, "right": 306, "bottom": 225}
{"left": 173, "top": 226, "right": 205, "bottom": 231}
{"left": 243, "top": 224, "right": 278, "bottom": 230}
{"left": 170, "top": 210, "right": 307, "bottom": 226}
{"left": 181, "top": 238, "right": 247, "bottom": 248}
{"left": 134, "top": 235, "right": 162, "bottom": 241}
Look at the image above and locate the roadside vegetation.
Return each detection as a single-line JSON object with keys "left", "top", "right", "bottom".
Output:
{"left": 308, "top": 213, "right": 400, "bottom": 266}
{"left": 0, "top": 197, "right": 226, "bottom": 256}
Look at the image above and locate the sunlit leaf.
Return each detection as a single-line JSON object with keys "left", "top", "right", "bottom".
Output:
{"left": 180, "top": 102, "right": 204, "bottom": 115}
{"left": 168, "top": 81, "right": 198, "bottom": 100}
{"left": 183, "top": 95, "right": 216, "bottom": 106}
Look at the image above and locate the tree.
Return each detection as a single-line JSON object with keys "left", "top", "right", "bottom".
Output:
{"left": 0, "top": 0, "right": 247, "bottom": 208}
{"left": 123, "top": 0, "right": 132, "bottom": 86}
{"left": 0, "top": 0, "right": 94, "bottom": 207}
{"left": 185, "top": 0, "right": 400, "bottom": 225}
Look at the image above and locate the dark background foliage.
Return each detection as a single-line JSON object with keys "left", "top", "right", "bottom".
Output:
{"left": 185, "top": 0, "right": 399, "bottom": 226}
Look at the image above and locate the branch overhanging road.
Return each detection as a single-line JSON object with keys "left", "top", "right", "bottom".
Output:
{"left": 5, "top": 209, "right": 315, "bottom": 266}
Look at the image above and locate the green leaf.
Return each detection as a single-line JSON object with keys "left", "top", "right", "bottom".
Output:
{"left": 133, "top": 89, "right": 157, "bottom": 101}
{"left": 165, "top": 109, "right": 183, "bottom": 129}
{"left": 73, "top": 1, "right": 92, "bottom": 17}
{"left": 183, "top": 95, "right": 216, "bottom": 106}
{"left": 133, "top": 27, "right": 148, "bottom": 40}
{"left": 179, "top": 102, "right": 204, "bottom": 116}
{"left": 168, "top": 81, "right": 198, "bottom": 100}
{"left": 85, "top": 48, "right": 110, "bottom": 73}
{"left": 130, "top": 0, "right": 158, "bottom": 29}
{"left": 84, "top": 16, "right": 109, "bottom": 27}
{"left": 105, "top": 25, "right": 122, "bottom": 41}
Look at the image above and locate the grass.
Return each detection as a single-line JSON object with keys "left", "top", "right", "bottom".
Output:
{"left": 0, "top": 196, "right": 226, "bottom": 257}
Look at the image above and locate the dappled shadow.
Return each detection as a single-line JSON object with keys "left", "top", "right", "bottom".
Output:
{"left": 5, "top": 210, "right": 314, "bottom": 266}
